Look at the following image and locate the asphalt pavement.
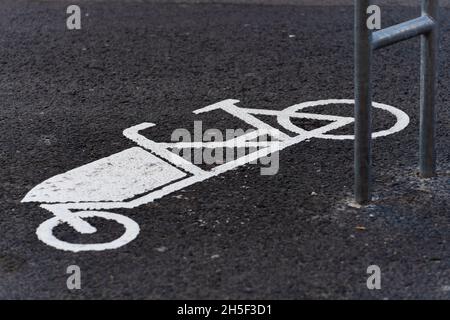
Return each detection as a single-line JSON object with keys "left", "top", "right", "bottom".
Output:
{"left": 0, "top": 0, "right": 449, "bottom": 299}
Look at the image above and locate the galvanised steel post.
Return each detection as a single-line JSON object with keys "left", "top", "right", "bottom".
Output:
{"left": 420, "top": 0, "right": 439, "bottom": 178}
{"left": 354, "top": 0, "right": 439, "bottom": 204}
{"left": 354, "top": 0, "right": 373, "bottom": 204}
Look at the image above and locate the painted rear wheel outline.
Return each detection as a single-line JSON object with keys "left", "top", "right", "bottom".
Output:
{"left": 36, "top": 211, "right": 140, "bottom": 252}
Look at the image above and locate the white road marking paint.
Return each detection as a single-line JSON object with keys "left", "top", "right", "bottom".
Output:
{"left": 123, "top": 123, "right": 206, "bottom": 176}
{"left": 195, "top": 99, "right": 292, "bottom": 140}
{"left": 158, "top": 129, "right": 275, "bottom": 149}
{"left": 277, "top": 99, "right": 410, "bottom": 140}
{"left": 22, "top": 99, "right": 410, "bottom": 252}
{"left": 36, "top": 211, "right": 140, "bottom": 252}
{"left": 23, "top": 147, "right": 187, "bottom": 203}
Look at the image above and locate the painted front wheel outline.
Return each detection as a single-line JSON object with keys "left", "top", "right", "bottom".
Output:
{"left": 36, "top": 211, "right": 140, "bottom": 252}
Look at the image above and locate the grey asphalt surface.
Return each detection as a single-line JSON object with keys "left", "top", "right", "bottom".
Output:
{"left": 0, "top": 0, "right": 449, "bottom": 299}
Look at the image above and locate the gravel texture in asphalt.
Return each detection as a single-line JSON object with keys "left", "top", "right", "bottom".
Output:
{"left": 0, "top": 0, "right": 449, "bottom": 299}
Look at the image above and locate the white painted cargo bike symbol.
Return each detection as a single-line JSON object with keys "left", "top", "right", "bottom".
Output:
{"left": 22, "top": 99, "right": 410, "bottom": 252}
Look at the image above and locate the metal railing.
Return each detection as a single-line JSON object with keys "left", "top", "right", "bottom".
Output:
{"left": 354, "top": 0, "right": 440, "bottom": 204}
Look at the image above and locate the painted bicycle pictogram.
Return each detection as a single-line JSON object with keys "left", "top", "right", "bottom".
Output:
{"left": 22, "top": 99, "right": 410, "bottom": 252}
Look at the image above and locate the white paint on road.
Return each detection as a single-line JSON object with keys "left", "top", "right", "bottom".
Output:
{"left": 277, "top": 99, "right": 410, "bottom": 140}
{"left": 36, "top": 211, "right": 140, "bottom": 252}
{"left": 23, "top": 98, "right": 410, "bottom": 252}
{"left": 23, "top": 147, "right": 187, "bottom": 203}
